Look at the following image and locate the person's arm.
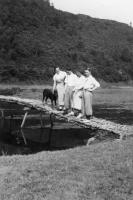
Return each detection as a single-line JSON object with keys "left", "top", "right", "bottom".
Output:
{"left": 89, "top": 77, "right": 100, "bottom": 91}
{"left": 64, "top": 75, "right": 68, "bottom": 90}
{"left": 53, "top": 76, "right": 57, "bottom": 92}
{"left": 63, "top": 72, "right": 67, "bottom": 85}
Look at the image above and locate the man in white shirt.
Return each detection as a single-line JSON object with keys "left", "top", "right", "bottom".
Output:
{"left": 63, "top": 68, "right": 77, "bottom": 114}
{"left": 53, "top": 67, "right": 66, "bottom": 110}
{"left": 77, "top": 68, "right": 100, "bottom": 119}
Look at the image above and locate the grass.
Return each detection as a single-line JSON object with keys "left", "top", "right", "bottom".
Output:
{"left": 94, "top": 87, "right": 133, "bottom": 108}
{"left": 0, "top": 85, "right": 133, "bottom": 199}
{"left": 1, "top": 83, "right": 132, "bottom": 108}
{"left": 0, "top": 139, "right": 133, "bottom": 199}
{"left": 0, "top": 82, "right": 133, "bottom": 108}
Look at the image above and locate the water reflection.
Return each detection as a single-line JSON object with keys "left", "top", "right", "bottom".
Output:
{"left": 0, "top": 102, "right": 93, "bottom": 155}
{"left": 0, "top": 102, "right": 119, "bottom": 156}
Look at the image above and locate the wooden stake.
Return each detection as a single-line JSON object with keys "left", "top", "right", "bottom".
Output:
{"left": 21, "top": 111, "right": 28, "bottom": 128}
{"left": 1, "top": 110, "right": 4, "bottom": 119}
{"left": 47, "top": 113, "right": 54, "bottom": 148}
{"left": 50, "top": 113, "right": 54, "bottom": 128}
{"left": 20, "top": 129, "right": 27, "bottom": 145}
{"left": 40, "top": 112, "right": 44, "bottom": 128}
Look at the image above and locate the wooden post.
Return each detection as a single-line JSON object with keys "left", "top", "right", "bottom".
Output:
{"left": 119, "top": 132, "right": 125, "bottom": 140}
{"left": 9, "top": 114, "right": 14, "bottom": 132}
{"left": 20, "top": 129, "right": 27, "bottom": 145}
{"left": 20, "top": 111, "right": 29, "bottom": 145}
{"left": 21, "top": 111, "right": 28, "bottom": 128}
{"left": 40, "top": 112, "right": 44, "bottom": 128}
{"left": 50, "top": 113, "right": 54, "bottom": 128}
{"left": 1, "top": 110, "right": 4, "bottom": 119}
{"left": 48, "top": 113, "right": 54, "bottom": 148}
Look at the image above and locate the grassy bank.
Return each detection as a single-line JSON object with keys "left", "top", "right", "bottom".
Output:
{"left": 0, "top": 139, "right": 133, "bottom": 199}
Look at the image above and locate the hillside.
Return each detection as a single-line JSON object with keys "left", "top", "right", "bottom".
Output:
{"left": 0, "top": 0, "right": 133, "bottom": 82}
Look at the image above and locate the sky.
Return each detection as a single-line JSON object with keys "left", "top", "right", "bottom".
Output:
{"left": 52, "top": 0, "right": 133, "bottom": 25}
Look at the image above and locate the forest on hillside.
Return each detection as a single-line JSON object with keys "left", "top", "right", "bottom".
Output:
{"left": 0, "top": 0, "right": 133, "bottom": 82}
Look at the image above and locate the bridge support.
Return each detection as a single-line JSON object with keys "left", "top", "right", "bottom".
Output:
{"left": 20, "top": 108, "right": 46, "bottom": 145}
{"left": 20, "top": 111, "right": 29, "bottom": 145}
{"left": 47, "top": 113, "right": 54, "bottom": 148}
{"left": 40, "top": 112, "right": 45, "bottom": 128}
{"left": 9, "top": 114, "right": 14, "bottom": 132}
{"left": 50, "top": 113, "right": 54, "bottom": 127}
{"left": 119, "top": 132, "right": 126, "bottom": 140}
{"left": 1, "top": 109, "right": 4, "bottom": 119}
{"left": 20, "top": 129, "right": 27, "bottom": 145}
{"left": 21, "top": 111, "right": 28, "bottom": 128}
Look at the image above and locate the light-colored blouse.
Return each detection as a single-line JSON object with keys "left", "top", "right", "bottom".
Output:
{"left": 53, "top": 71, "right": 66, "bottom": 84}
{"left": 83, "top": 75, "right": 100, "bottom": 91}
{"left": 64, "top": 73, "right": 77, "bottom": 87}
{"left": 74, "top": 76, "right": 85, "bottom": 90}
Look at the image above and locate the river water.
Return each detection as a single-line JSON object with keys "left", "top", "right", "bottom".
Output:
{"left": 0, "top": 87, "right": 124, "bottom": 156}
{"left": 0, "top": 101, "right": 96, "bottom": 155}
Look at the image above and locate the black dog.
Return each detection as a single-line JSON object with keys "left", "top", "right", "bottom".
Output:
{"left": 42, "top": 88, "right": 58, "bottom": 106}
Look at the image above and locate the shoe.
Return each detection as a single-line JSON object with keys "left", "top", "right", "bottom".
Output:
{"left": 74, "top": 110, "right": 80, "bottom": 116}
{"left": 57, "top": 106, "right": 63, "bottom": 111}
{"left": 67, "top": 111, "right": 74, "bottom": 116}
{"left": 76, "top": 113, "right": 84, "bottom": 119}
{"left": 63, "top": 110, "right": 68, "bottom": 115}
{"left": 86, "top": 115, "right": 93, "bottom": 120}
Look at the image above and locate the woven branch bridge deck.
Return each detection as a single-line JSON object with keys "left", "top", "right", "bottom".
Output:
{"left": 0, "top": 95, "right": 132, "bottom": 140}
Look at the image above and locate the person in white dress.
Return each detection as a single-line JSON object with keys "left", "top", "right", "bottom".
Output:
{"left": 53, "top": 67, "right": 66, "bottom": 110}
{"left": 72, "top": 71, "right": 85, "bottom": 115}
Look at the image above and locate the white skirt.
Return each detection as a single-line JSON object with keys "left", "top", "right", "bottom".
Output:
{"left": 72, "top": 90, "right": 82, "bottom": 110}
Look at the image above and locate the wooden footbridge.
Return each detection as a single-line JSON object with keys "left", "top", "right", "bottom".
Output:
{"left": 0, "top": 95, "right": 132, "bottom": 143}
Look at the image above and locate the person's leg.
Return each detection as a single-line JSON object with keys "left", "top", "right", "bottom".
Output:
{"left": 64, "top": 86, "right": 71, "bottom": 114}
{"left": 76, "top": 91, "right": 85, "bottom": 118}
{"left": 77, "top": 90, "right": 82, "bottom": 111}
{"left": 67, "top": 86, "right": 75, "bottom": 115}
{"left": 56, "top": 84, "right": 65, "bottom": 109}
{"left": 81, "top": 90, "right": 86, "bottom": 116}
{"left": 84, "top": 91, "right": 93, "bottom": 117}
{"left": 70, "top": 86, "right": 75, "bottom": 110}
{"left": 74, "top": 109, "right": 81, "bottom": 116}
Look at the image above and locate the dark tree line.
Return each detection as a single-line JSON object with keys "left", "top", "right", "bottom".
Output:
{"left": 0, "top": 0, "right": 133, "bottom": 82}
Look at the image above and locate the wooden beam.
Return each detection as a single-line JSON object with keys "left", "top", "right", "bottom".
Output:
{"left": 20, "top": 129, "right": 27, "bottom": 145}
{"left": 21, "top": 111, "right": 28, "bottom": 128}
